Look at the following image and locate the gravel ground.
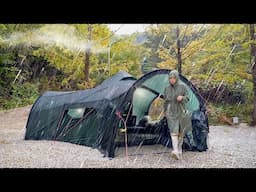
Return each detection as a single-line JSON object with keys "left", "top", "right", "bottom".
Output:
{"left": 0, "top": 106, "right": 256, "bottom": 168}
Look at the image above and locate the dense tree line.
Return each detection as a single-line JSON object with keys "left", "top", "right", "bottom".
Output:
{"left": 0, "top": 24, "right": 255, "bottom": 125}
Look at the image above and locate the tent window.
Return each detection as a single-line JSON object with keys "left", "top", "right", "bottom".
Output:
{"left": 60, "top": 108, "right": 95, "bottom": 129}
{"left": 67, "top": 108, "right": 85, "bottom": 119}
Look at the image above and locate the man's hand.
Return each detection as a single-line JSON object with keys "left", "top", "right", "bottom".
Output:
{"left": 177, "top": 95, "right": 183, "bottom": 102}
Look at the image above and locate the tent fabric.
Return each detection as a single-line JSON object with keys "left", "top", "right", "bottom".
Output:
{"left": 131, "top": 73, "right": 200, "bottom": 125}
{"left": 25, "top": 69, "right": 209, "bottom": 158}
{"left": 117, "top": 69, "right": 207, "bottom": 153}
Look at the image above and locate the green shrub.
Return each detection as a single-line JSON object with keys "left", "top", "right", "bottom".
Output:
{"left": 208, "top": 102, "right": 252, "bottom": 125}
{"left": 0, "top": 82, "right": 39, "bottom": 110}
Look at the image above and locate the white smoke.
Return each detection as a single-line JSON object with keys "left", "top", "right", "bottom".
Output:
{"left": 2, "top": 24, "right": 108, "bottom": 54}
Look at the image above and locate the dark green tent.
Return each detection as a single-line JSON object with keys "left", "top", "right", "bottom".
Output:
{"left": 25, "top": 69, "right": 209, "bottom": 157}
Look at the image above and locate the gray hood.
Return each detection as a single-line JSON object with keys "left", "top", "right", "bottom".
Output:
{"left": 168, "top": 70, "right": 180, "bottom": 85}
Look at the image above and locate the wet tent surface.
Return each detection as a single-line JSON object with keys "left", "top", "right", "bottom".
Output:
{"left": 25, "top": 71, "right": 137, "bottom": 155}
{"left": 1, "top": 106, "right": 256, "bottom": 168}
{"left": 25, "top": 70, "right": 209, "bottom": 157}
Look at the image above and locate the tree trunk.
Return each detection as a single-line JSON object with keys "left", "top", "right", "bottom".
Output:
{"left": 250, "top": 24, "right": 256, "bottom": 126}
{"left": 84, "top": 24, "right": 92, "bottom": 82}
{"left": 176, "top": 26, "right": 182, "bottom": 74}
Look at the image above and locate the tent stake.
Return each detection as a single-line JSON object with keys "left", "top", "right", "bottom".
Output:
{"left": 122, "top": 103, "right": 133, "bottom": 162}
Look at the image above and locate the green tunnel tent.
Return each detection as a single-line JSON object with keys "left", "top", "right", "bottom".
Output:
{"left": 25, "top": 69, "right": 209, "bottom": 158}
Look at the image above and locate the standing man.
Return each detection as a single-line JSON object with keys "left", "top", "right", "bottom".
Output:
{"left": 164, "top": 70, "right": 192, "bottom": 160}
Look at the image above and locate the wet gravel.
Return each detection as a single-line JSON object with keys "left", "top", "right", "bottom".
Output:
{"left": 1, "top": 106, "right": 256, "bottom": 168}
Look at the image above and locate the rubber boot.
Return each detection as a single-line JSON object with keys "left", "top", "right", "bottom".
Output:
{"left": 178, "top": 133, "right": 184, "bottom": 159}
{"left": 171, "top": 134, "right": 179, "bottom": 160}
